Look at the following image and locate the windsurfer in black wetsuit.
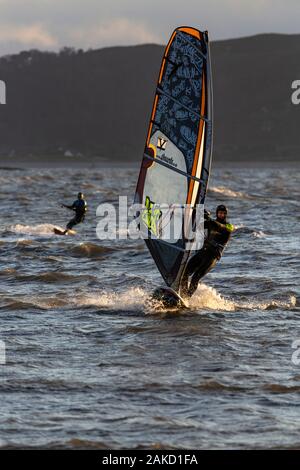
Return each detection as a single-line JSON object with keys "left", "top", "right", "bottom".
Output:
{"left": 61, "top": 192, "right": 87, "bottom": 234}
{"left": 180, "top": 204, "right": 234, "bottom": 298}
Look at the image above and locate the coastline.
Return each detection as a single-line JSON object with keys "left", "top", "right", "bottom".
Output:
{"left": 0, "top": 154, "right": 299, "bottom": 171}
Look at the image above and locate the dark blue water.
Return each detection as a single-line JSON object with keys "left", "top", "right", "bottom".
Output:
{"left": 0, "top": 162, "right": 299, "bottom": 449}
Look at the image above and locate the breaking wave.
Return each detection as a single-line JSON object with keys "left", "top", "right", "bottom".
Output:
{"left": 9, "top": 223, "right": 64, "bottom": 236}
{"left": 70, "top": 243, "right": 115, "bottom": 258}
{"left": 210, "top": 186, "right": 251, "bottom": 199}
{"left": 77, "top": 287, "right": 148, "bottom": 311}
{"left": 188, "top": 284, "right": 236, "bottom": 311}
{"left": 76, "top": 285, "right": 297, "bottom": 313}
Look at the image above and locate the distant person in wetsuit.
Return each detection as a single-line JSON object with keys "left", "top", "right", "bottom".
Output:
{"left": 181, "top": 204, "right": 234, "bottom": 298}
{"left": 61, "top": 192, "right": 87, "bottom": 234}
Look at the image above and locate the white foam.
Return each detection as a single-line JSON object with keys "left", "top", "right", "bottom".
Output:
{"left": 210, "top": 186, "right": 249, "bottom": 199}
{"left": 253, "top": 230, "right": 267, "bottom": 238}
{"left": 74, "top": 285, "right": 297, "bottom": 313}
{"left": 188, "top": 284, "right": 236, "bottom": 311}
{"left": 9, "top": 223, "right": 64, "bottom": 236}
{"left": 77, "top": 287, "right": 148, "bottom": 310}
{"left": 75, "top": 284, "right": 236, "bottom": 313}
{"left": 236, "top": 295, "right": 297, "bottom": 311}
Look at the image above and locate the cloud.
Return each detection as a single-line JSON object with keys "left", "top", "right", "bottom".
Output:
{"left": 69, "top": 18, "right": 160, "bottom": 48}
{"left": 0, "top": 0, "right": 299, "bottom": 56}
{"left": 0, "top": 23, "right": 58, "bottom": 48}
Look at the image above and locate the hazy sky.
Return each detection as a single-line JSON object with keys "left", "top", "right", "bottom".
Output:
{"left": 0, "top": 0, "right": 299, "bottom": 56}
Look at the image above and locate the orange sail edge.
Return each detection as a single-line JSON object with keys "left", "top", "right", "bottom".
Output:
{"left": 186, "top": 69, "right": 206, "bottom": 205}
{"left": 177, "top": 26, "right": 202, "bottom": 40}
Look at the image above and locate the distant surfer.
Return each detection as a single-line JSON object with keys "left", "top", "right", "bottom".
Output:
{"left": 181, "top": 205, "right": 234, "bottom": 298}
{"left": 61, "top": 192, "right": 87, "bottom": 234}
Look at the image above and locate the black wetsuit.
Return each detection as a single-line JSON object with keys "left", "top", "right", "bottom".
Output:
{"left": 65, "top": 199, "right": 87, "bottom": 230}
{"left": 180, "top": 215, "right": 234, "bottom": 297}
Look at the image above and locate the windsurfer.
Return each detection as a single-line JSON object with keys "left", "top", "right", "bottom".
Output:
{"left": 180, "top": 205, "right": 234, "bottom": 297}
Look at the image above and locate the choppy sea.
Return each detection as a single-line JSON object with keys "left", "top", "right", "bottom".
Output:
{"left": 0, "top": 162, "right": 299, "bottom": 449}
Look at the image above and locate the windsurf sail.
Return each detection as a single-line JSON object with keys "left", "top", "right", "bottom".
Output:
{"left": 134, "top": 26, "right": 213, "bottom": 293}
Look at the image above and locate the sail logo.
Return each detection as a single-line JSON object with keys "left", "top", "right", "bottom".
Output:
{"left": 158, "top": 153, "right": 178, "bottom": 168}
{"left": 0, "top": 80, "right": 6, "bottom": 104}
{"left": 291, "top": 80, "right": 300, "bottom": 105}
{"left": 157, "top": 137, "right": 167, "bottom": 150}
